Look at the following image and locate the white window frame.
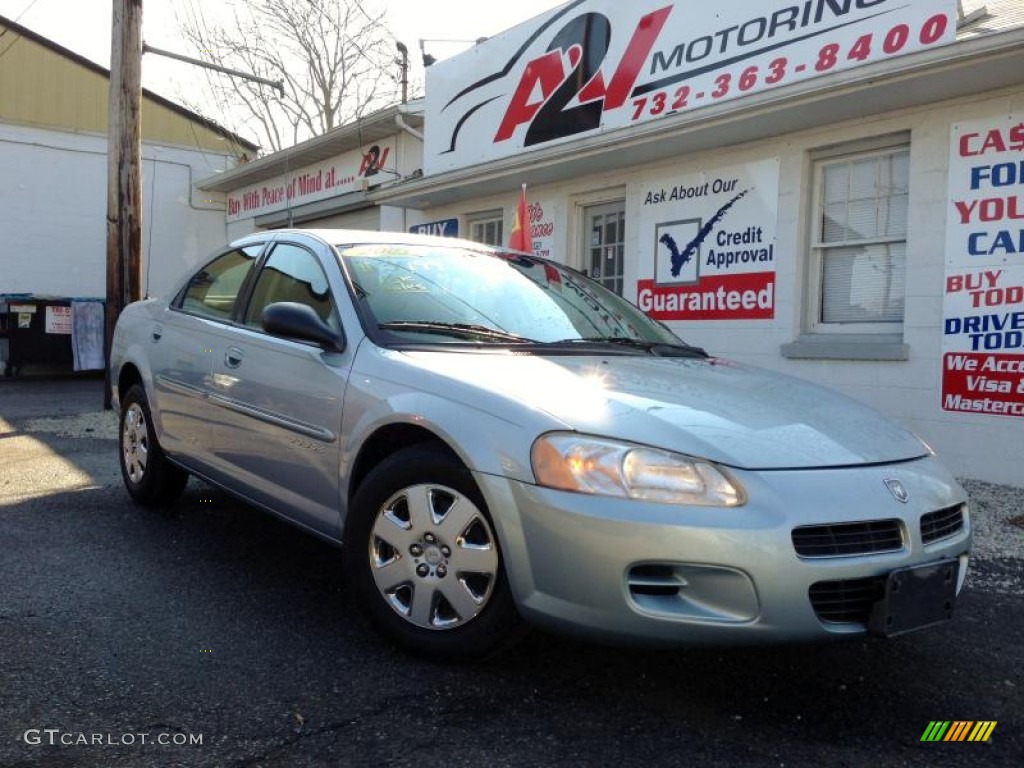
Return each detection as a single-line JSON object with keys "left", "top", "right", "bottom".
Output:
{"left": 466, "top": 210, "right": 504, "bottom": 247}
{"left": 806, "top": 136, "right": 911, "bottom": 337}
{"left": 569, "top": 186, "right": 627, "bottom": 274}
{"left": 581, "top": 200, "right": 628, "bottom": 296}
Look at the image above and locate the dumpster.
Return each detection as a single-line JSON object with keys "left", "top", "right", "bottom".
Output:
{"left": 2, "top": 297, "right": 104, "bottom": 376}
{"left": 5, "top": 299, "right": 73, "bottom": 376}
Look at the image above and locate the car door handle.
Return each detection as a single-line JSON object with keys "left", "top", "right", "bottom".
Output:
{"left": 151, "top": 324, "right": 163, "bottom": 342}
{"left": 224, "top": 347, "right": 244, "bottom": 368}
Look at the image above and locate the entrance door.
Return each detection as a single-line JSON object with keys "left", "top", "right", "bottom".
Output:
{"left": 584, "top": 201, "right": 626, "bottom": 295}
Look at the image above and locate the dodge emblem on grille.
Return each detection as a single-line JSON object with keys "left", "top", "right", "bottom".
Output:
{"left": 884, "top": 479, "right": 909, "bottom": 503}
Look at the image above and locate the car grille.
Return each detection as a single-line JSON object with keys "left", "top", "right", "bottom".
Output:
{"left": 792, "top": 520, "right": 903, "bottom": 558}
{"left": 809, "top": 577, "right": 885, "bottom": 624}
{"left": 921, "top": 504, "right": 965, "bottom": 544}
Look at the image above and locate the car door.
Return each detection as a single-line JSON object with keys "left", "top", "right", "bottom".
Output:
{"left": 151, "top": 244, "right": 262, "bottom": 469}
{"left": 204, "top": 240, "right": 352, "bottom": 537}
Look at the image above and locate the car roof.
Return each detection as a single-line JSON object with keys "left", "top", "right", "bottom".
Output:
{"left": 230, "top": 228, "right": 508, "bottom": 254}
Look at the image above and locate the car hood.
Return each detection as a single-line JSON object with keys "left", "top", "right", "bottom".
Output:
{"left": 397, "top": 350, "right": 928, "bottom": 470}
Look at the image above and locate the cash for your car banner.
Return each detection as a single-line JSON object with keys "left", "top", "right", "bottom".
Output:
{"left": 636, "top": 157, "right": 779, "bottom": 320}
{"left": 942, "top": 115, "right": 1024, "bottom": 419}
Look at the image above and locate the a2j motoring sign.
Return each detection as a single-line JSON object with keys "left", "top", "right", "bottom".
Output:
{"left": 425, "top": 0, "right": 955, "bottom": 174}
{"left": 942, "top": 115, "right": 1024, "bottom": 419}
{"left": 637, "top": 158, "right": 779, "bottom": 321}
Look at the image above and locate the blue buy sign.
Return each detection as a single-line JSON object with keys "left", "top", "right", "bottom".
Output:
{"left": 410, "top": 218, "right": 459, "bottom": 237}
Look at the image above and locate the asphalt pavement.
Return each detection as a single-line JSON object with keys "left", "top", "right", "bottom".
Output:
{"left": 1, "top": 377, "right": 1021, "bottom": 768}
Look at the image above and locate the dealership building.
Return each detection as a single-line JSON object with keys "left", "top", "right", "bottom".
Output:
{"left": 199, "top": 0, "right": 1023, "bottom": 486}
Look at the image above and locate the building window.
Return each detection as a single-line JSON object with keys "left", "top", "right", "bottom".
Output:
{"left": 584, "top": 200, "right": 626, "bottom": 296}
{"left": 467, "top": 212, "right": 504, "bottom": 246}
{"left": 809, "top": 142, "right": 909, "bottom": 334}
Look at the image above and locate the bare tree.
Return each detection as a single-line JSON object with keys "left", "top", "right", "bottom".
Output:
{"left": 176, "top": 0, "right": 400, "bottom": 153}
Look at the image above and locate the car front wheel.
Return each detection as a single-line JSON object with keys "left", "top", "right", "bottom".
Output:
{"left": 344, "top": 446, "right": 521, "bottom": 658}
{"left": 119, "top": 384, "right": 188, "bottom": 507}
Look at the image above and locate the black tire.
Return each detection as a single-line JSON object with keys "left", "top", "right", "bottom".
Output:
{"left": 119, "top": 384, "right": 188, "bottom": 507}
{"left": 344, "top": 446, "right": 522, "bottom": 659}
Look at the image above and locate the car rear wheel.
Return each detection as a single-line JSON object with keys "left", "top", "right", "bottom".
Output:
{"left": 344, "top": 446, "right": 521, "bottom": 659}
{"left": 119, "top": 384, "right": 188, "bottom": 507}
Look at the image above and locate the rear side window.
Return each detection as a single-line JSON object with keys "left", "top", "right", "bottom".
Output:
{"left": 178, "top": 246, "right": 261, "bottom": 320}
{"left": 243, "top": 243, "right": 337, "bottom": 330}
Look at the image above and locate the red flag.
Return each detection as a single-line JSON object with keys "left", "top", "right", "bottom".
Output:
{"left": 508, "top": 185, "right": 530, "bottom": 253}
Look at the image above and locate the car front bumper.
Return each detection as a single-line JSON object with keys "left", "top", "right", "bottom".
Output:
{"left": 475, "top": 455, "right": 971, "bottom": 646}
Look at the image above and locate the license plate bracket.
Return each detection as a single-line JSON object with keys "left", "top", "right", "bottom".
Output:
{"left": 868, "top": 559, "right": 959, "bottom": 637}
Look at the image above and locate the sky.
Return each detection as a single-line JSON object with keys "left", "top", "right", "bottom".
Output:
{"left": 0, "top": 0, "right": 563, "bottom": 135}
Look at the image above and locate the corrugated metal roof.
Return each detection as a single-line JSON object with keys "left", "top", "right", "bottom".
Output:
{"left": 959, "top": 0, "right": 1024, "bottom": 37}
{"left": 0, "top": 13, "right": 258, "bottom": 153}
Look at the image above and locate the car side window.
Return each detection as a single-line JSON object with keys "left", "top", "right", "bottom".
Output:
{"left": 178, "top": 246, "right": 261, "bottom": 320}
{"left": 243, "top": 243, "right": 338, "bottom": 331}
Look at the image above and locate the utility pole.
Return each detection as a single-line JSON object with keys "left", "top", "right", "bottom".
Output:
{"left": 396, "top": 42, "right": 408, "bottom": 104}
{"left": 104, "top": 0, "right": 143, "bottom": 409}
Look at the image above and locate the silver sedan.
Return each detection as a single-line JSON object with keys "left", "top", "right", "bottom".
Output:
{"left": 110, "top": 229, "right": 971, "bottom": 658}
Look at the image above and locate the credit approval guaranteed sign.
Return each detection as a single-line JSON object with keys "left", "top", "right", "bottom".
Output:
{"left": 425, "top": 0, "right": 956, "bottom": 174}
{"left": 636, "top": 158, "right": 779, "bottom": 321}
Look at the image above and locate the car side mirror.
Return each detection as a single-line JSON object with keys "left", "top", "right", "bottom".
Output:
{"left": 262, "top": 302, "right": 345, "bottom": 352}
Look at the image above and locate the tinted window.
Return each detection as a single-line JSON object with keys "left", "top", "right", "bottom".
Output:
{"left": 179, "top": 246, "right": 260, "bottom": 320}
{"left": 244, "top": 243, "right": 336, "bottom": 329}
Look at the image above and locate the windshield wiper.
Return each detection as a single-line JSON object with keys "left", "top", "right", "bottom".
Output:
{"left": 377, "top": 321, "right": 535, "bottom": 343}
{"left": 548, "top": 337, "right": 708, "bottom": 358}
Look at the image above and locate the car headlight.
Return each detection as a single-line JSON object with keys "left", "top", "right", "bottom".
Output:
{"left": 530, "top": 433, "right": 744, "bottom": 506}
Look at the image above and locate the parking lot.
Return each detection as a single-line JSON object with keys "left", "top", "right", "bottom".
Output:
{"left": 1, "top": 377, "right": 1021, "bottom": 768}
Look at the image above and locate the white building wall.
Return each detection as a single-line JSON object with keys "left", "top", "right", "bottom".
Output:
{"left": 141, "top": 145, "right": 238, "bottom": 296}
{"left": 380, "top": 205, "right": 415, "bottom": 233}
{"left": 0, "top": 122, "right": 237, "bottom": 300}
{"left": 225, "top": 219, "right": 255, "bottom": 243}
{"left": 405, "top": 86, "right": 1024, "bottom": 486}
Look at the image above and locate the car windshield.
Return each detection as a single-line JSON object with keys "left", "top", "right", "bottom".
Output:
{"left": 337, "top": 243, "right": 693, "bottom": 350}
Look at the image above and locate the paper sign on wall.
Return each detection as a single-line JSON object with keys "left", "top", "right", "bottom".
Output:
{"left": 527, "top": 199, "right": 556, "bottom": 260}
{"left": 941, "top": 115, "right": 1024, "bottom": 419}
{"left": 45, "top": 305, "right": 72, "bottom": 335}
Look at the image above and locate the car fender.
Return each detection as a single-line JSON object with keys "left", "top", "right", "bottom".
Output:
{"left": 338, "top": 381, "right": 563, "bottom": 599}
{"left": 340, "top": 381, "right": 563, "bottom": 494}
{"left": 110, "top": 303, "right": 165, "bottom": 436}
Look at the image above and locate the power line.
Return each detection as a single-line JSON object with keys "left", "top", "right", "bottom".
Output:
{"left": 0, "top": 0, "right": 46, "bottom": 59}
{"left": 0, "top": 0, "right": 45, "bottom": 35}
